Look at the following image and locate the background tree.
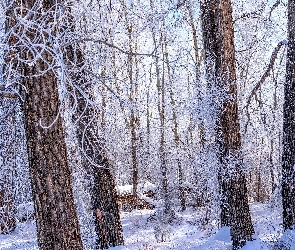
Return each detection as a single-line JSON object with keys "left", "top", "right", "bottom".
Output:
{"left": 0, "top": 95, "right": 16, "bottom": 234}
{"left": 200, "top": 0, "right": 254, "bottom": 248}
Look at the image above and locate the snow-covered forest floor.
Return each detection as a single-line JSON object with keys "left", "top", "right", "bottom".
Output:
{"left": 1, "top": 202, "right": 293, "bottom": 250}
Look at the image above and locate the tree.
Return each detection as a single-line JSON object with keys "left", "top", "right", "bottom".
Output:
{"left": 282, "top": 0, "right": 295, "bottom": 231}
{"left": 0, "top": 96, "right": 16, "bottom": 234}
{"left": 200, "top": 0, "right": 254, "bottom": 248}
{"left": 65, "top": 44, "right": 124, "bottom": 249}
{"left": 121, "top": 0, "right": 140, "bottom": 205}
{"left": 4, "top": 1, "right": 83, "bottom": 249}
{"left": 163, "top": 37, "right": 186, "bottom": 211}
{"left": 63, "top": 2, "right": 124, "bottom": 247}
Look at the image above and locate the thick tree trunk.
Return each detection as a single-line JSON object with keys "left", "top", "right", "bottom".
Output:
{"left": 65, "top": 41, "right": 124, "bottom": 249}
{"left": 22, "top": 58, "right": 83, "bottom": 250}
{"left": 282, "top": 0, "right": 295, "bottom": 231}
{"left": 93, "top": 160, "right": 124, "bottom": 249}
{"left": 5, "top": 1, "right": 83, "bottom": 249}
{"left": 200, "top": 1, "right": 254, "bottom": 249}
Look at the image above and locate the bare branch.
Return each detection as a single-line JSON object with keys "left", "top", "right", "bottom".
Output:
{"left": 0, "top": 93, "right": 18, "bottom": 98}
{"left": 0, "top": 86, "right": 18, "bottom": 98}
{"left": 82, "top": 69, "right": 130, "bottom": 109}
{"left": 269, "top": 0, "right": 281, "bottom": 20}
{"left": 234, "top": 6, "right": 265, "bottom": 23}
{"left": 63, "top": 38, "right": 159, "bottom": 58}
{"left": 176, "top": 0, "right": 187, "bottom": 9}
{"left": 243, "top": 40, "right": 287, "bottom": 133}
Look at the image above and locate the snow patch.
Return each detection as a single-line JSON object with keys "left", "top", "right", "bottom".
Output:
{"left": 116, "top": 185, "right": 133, "bottom": 195}
{"left": 241, "top": 236, "right": 270, "bottom": 250}
{"left": 276, "top": 229, "right": 295, "bottom": 249}
{"left": 198, "top": 226, "right": 231, "bottom": 250}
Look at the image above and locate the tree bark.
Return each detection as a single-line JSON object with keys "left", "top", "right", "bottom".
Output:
{"left": 200, "top": 1, "right": 254, "bottom": 249}
{"left": 22, "top": 56, "right": 83, "bottom": 250}
{"left": 5, "top": 1, "right": 84, "bottom": 249}
{"left": 0, "top": 97, "right": 16, "bottom": 234}
{"left": 282, "top": 0, "right": 295, "bottom": 231}
{"left": 64, "top": 36, "right": 124, "bottom": 250}
{"left": 4, "top": 0, "right": 83, "bottom": 249}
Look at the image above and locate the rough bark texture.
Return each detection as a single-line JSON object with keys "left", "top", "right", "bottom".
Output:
{"left": 200, "top": 0, "right": 254, "bottom": 249}
{"left": 22, "top": 60, "right": 83, "bottom": 250}
{"left": 93, "top": 162, "right": 124, "bottom": 249}
{"left": 5, "top": 1, "right": 84, "bottom": 249}
{"left": 282, "top": 0, "right": 295, "bottom": 231}
{"left": 65, "top": 42, "right": 124, "bottom": 249}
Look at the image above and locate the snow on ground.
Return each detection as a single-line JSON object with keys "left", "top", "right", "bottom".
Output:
{"left": 0, "top": 221, "right": 37, "bottom": 250}
{"left": 0, "top": 202, "right": 289, "bottom": 250}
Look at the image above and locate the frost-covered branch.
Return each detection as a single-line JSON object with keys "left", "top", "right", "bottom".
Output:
{"left": 244, "top": 40, "right": 287, "bottom": 132}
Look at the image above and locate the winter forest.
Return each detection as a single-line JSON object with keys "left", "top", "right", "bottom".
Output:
{"left": 1, "top": 0, "right": 295, "bottom": 249}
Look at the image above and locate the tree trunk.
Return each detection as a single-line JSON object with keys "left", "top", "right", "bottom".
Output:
{"left": 270, "top": 140, "right": 276, "bottom": 194}
{"left": 200, "top": 1, "right": 254, "bottom": 249}
{"left": 22, "top": 57, "right": 83, "bottom": 250}
{"left": 0, "top": 97, "right": 16, "bottom": 234}
{"left": 282, "top": 0, "right": 295, "bottom": 231}
{"left": 5, "top": 1, "right": 84, "bottom": 249}
{"left": 187, "top": 2, "right": 205, "bottom": 147}
{"left": 163, "top": 39, "right": 186, "bottom": 211}
{"left": 121, "top": 0, "right": 139, "bottom": 208}
{"left": 146, "top": 64, "right": 152, "bottom": 181}
{"left": 64, "top": 38, "right": 124, "bottom": 250}
{"left": 128, "top": 29, "right": 139, "bottom": 206}
{"left": 155, "top": 34, "right": 170, "bottom": 214}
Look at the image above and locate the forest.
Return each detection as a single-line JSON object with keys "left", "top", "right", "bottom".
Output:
{"left": 0, "top": 0, "right": 294, "bottom": 249}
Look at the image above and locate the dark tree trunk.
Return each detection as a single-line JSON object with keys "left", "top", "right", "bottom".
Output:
{"left": 5, "top": 1, "right": 84, "bottom": 249}
{"left": 64, "top": 42, "right": 124, "bottom": 249}
{"left": 22, "top": 58, "right": 83, "bottom": 250}
{"left": 282, "top": 0, "right": 295, "bottom": 231}
{"left": 200, "top": 1, "right": 254, "bottom": 249}
{"left": 93, "top": 161, "right": 124, "bottom": 249}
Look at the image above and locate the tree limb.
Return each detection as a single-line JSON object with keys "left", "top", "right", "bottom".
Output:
{"left": 63, "top": 38, "right": 158, "bottom": 57}
{"left": 269, "top": 0, "right": 281, "bottom": 20}
{"left": 0, "top": 86, "right": 17, "bottom": 98}
{"left": 234, "top": 6, "right": 265, "bottom": 23}
{"left": 243, "top": 40, "right": 287, "bottom": 133}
